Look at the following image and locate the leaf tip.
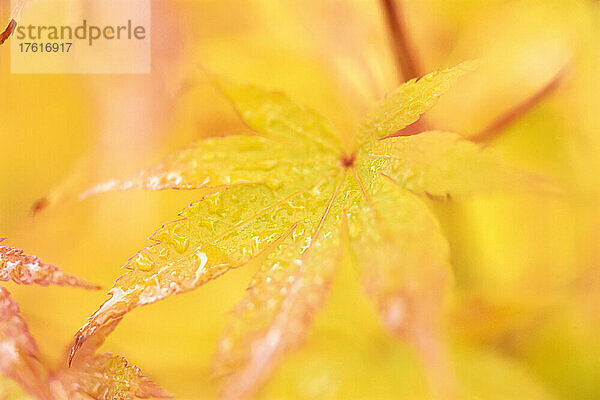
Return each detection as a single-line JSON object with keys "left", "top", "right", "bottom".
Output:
{"left": 30, "top": 197, "right": 50, "bottom": 217}
{"left": 68, "top": 333, "right": 86, "bottom": 367}
{"left": 0, "top": 19, "right": 17, "bottom": 46}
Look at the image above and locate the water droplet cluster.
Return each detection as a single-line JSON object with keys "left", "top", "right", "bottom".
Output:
{"left": 74, "top": 353, "right": 169, "bottom": 400}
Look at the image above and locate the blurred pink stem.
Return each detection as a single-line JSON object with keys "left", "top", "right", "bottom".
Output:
{"left": 409, "top": 327, "right": 456, "bottom": 400}
{"left": 471, "top": 65, "right": 569, "bottom": 145}
{"left": 379, "top": 0, "right": 421, "bottom": 81}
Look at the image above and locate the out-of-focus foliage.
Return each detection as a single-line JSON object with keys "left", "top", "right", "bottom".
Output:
{"left": 0, "top": 0, "right": 598, "bottom": 399}
{"left": 0, "top": 240, "right": 168, "bottom": 399}
{"left": 0, "top": 286, "right": 49, "bottom": 400}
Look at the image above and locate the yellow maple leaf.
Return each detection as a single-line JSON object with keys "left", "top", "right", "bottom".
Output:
{"left": 71, "top": 62, "right": 537, "bottom": 399}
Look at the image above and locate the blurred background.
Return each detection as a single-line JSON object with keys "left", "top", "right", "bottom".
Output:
{"left": 0, "top": 0, "right": 598, "bottom": 398}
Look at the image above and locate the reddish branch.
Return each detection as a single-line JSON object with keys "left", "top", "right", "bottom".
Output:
{"left": 379, "top": 0, "right": 421, "bottom": 81}
{"left": 0, "top": 18, "right": 16, "bottom": 45}
{"left": 471, "top": 65, "right": 569, "bottom": 144}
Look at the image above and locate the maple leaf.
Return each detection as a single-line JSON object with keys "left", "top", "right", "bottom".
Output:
{"left": 53, "top": 318, "right": 172, "bottom": 400}
{"left": 0, "top": 0, "right": 31, "bottom": 46}
{"left": 0, "top": 287, "right": 50, "bottom": 400}
{"left": 0, "top": 240, "right": 166, "bottom": 399}
{"left": 65, "top": 354, "right": 171, "bottom": 400}
{"left": 0, "top": 236, "right": 98, "bottom": 398}
{"left": 0, "top": 238, "right": 99, "bottom": 289}
{"left": 0, "top": 237, "right": 99, "bottom": 399}
{"left": 71, "top": 62, "right": 537, "bottom": 398}
{"left": 358, "top": 62, "right": 477, "bottom": 144}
